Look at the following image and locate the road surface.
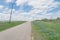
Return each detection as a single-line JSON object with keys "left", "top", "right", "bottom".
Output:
{"left": 0, "top": 22, "right": 31, "bottom": 40}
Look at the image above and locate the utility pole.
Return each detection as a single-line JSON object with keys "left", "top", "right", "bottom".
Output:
{"left": 9, "top": 1, "right": 14, "bottom": 23}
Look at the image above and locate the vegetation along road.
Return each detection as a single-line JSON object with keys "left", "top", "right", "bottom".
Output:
{"left": 32, "top": 20, "right": 60, "bottom": 40}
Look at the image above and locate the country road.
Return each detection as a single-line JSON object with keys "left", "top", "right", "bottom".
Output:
{"left": 0, "top": 22, "right": 31, "bottom": 40}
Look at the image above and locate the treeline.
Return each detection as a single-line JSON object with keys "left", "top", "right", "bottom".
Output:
{"left": 41, "top": 17, "right": 60, "bottom": 23}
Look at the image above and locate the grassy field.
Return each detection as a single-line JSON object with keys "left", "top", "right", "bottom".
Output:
{"left": 32, "top": 21, "right": 60, "bottom": 40}
{"left": 0, "top": 21, "right": 26, "bottom": 31}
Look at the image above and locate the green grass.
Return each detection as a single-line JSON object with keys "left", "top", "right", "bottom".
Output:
{"left": 0, "top": 21, "right": 26, "bottom": 31}
{"left": 32, "top": 21, "right": 60, "bottom": 40}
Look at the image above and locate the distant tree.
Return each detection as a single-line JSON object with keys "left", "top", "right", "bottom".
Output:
{"left": 41, "top": 18, "right": 48, "bottom": 22}
{"left": 57, "top": 17, "right": 60, "bottom": 20}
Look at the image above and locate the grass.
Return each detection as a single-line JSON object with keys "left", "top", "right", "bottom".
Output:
{"left": 32, "top": 20, "right": 60, "bottom": 40}
{"left": 0, "top": 21, "right": 26, "bottom": 31}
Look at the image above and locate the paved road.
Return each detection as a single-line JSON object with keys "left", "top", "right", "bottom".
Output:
{"left": 0, "top": 22, "right": 31, "bottom": 40}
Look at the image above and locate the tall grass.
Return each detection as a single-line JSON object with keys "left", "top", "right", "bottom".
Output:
{"left": 0, "top": 21, "right": 26, "bottom": 31}
{"left": 32, "top": 21, "right": 60, "bottom": 40}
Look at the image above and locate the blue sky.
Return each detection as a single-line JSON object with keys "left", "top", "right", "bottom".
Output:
{"left": 0, "top": 0, "right": 60, "bottom": 21}
{"left": 0, "top": 0, "right": 33, "bottom": 12}
{"left": 55, "top": 0, "right": 60, "bottom": 2}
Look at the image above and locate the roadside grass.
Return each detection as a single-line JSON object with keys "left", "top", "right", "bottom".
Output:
{"left": 32, "top": 21, "right": 60, "bottom": 40}
{"left": 0, "top": 21, "right": 26, "bottom": 31}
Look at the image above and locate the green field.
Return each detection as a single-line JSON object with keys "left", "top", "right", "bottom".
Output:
{"left": 32, "top": 21, "right": 60, "bottom": 40}
{"left": 0, "top": 21, "right": 26, "bottom": 31}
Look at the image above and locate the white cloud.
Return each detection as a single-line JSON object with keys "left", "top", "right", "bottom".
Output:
{"left": 16, "top": 0, "right": 28, "bottom": 6}
{"left": 0, "top": 0, "right": 60, "bottom": 21}
{"left": 0, "top": 5, "right": 4, "bottom": 9}
{"left": 5, "top": 0, "right": 14, "bottom": 3}
{"left": 0, "top": 13, "right": 10, "bottom": 21}
{"left": 56, "top": 11, "right": 60, "bottom": 17}
{"left": 16, "top": 0, "right": 59, "bottom": 14}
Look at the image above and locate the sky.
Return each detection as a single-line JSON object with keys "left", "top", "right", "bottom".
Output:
{"left": 0, "top": 0, "right": 60, "bottom": 21}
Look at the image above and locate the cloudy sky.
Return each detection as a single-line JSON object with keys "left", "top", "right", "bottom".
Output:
{"left": 0, "top": 0, "right": 60, "bottom": 21}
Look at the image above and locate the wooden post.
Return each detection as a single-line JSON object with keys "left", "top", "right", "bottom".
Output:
{"left": 9, "top": 1, "right": 14, "bottom": 23}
